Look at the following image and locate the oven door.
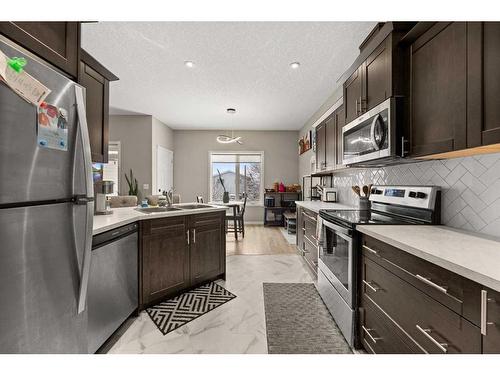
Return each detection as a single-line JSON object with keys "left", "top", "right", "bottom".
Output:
{"left": 343, "top": 98, "right": 392, "bottom": 165}
{"left": 318, "top": 220, "right": 354, "bottom": 306}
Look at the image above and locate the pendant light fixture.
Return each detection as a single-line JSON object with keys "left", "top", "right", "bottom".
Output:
{"left": 217, "top": 108, "right": 242, "bottom": 145}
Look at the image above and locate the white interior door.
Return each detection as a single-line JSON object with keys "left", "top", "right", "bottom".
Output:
{"left": 156, "top": 145, "right": 173, "bottom": 194}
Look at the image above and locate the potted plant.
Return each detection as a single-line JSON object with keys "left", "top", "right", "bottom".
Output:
{"left": 217, "top": 169, "right": 230, "bottom": 203}
{"left": 124, "top": 169, "right": 139, "bottom": 196}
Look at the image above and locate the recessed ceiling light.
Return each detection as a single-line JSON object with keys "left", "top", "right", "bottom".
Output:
{"left": 290, "top": 62, "right": 301, "bottom": 69}
{"left": 184, "top": 61, "right": 195, "bottom": 68}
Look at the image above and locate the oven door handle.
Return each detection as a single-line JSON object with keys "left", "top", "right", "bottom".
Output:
{"left": 320, "top": 218, "right": 352, "bottom": 236}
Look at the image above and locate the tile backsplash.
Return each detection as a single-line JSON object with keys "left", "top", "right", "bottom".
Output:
{"left": 333, "top": 153, "right": 500, "bottom": 239}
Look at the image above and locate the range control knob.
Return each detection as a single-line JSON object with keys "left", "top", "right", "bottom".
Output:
{"left": 409, "top": 191, "right": 417, "bottom": 198}
{"left": 372, "top": 189, "right": 383, "bottom": 195}
{"left": 416, "top": 192, "right": 427, "bottom": 199}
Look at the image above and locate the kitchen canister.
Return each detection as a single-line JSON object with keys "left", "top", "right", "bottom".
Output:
{"left": 359, "top": 197, "right": 371, "bottom": 210}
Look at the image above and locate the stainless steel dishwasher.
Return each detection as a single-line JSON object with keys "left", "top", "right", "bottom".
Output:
{"left": 88, "top": 222, "right": 138, "bottom": 353}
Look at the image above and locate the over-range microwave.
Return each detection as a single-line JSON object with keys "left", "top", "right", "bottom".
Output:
{"left": 342, "top": 97, "right": 408, "bottom": 166}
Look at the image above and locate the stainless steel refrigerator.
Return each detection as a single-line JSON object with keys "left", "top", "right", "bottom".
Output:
{"left": 0, "top": 35, "right": 94, "bottom": 353}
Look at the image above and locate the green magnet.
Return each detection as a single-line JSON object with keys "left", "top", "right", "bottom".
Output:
{"left": 7, "top": 57, "right": 27, "bottom": 73}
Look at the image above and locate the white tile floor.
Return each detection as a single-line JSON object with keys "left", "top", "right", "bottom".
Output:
{"left": 109, "top": 254, "right": 314, "bottom": 354}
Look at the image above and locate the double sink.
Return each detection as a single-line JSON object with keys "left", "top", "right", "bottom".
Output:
{"left": 136, "top": 204, "right": 214, "bottom": 214}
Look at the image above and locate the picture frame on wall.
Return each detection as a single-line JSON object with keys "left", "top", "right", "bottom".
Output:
{"left": 298, "top": 130, "right": 312, "bottom": 155}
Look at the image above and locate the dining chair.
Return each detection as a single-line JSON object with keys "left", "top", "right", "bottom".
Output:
{"left": 225, "top": 195, "right": 247, "bottom": 238}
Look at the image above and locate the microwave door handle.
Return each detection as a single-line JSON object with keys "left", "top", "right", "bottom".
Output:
{"left": 370, "top": 114, "right": 381, "bottom": 151}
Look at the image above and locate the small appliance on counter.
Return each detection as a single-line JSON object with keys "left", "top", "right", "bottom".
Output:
{"left": 94, "top": 180, "right": 114, "bottom": 215}
{"left": 317, "top": 186, "right": 338, "bottom": 202}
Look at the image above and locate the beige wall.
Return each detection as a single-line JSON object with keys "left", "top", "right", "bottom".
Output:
{"left": 152, "top": 117, "right": 175, "bottom": 194}
{"left": 173, "top": 130, "right": 300, "bottom": 222}
{"left": 110, "top": 115, "right": 174, "bottom": 200}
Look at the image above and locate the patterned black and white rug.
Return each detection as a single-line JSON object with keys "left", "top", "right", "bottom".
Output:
{"left": 146, "top": 282, "right": 237, "bottom": 335}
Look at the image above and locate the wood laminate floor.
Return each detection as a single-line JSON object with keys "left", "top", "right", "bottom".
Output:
{"left": 226, "top": 224, "right": 297, "bottom": 255}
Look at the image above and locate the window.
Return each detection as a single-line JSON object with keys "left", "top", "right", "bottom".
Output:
{"left": 209, "top": 152, "right": 264, "bottom": 205}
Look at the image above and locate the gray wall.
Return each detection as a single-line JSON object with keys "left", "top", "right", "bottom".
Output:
{"left": 110, "top": 115, "right": 174, "bottom": 200}
{"left": 173, "top": 130, "right": 300, "bottom": 222}
{"left": 109, "top": 115, "right": 152, "bottom": 200}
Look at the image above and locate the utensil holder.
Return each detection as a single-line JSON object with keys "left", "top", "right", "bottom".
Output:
{"left": 359, "top": 197, "right": 371, "bottom": 210}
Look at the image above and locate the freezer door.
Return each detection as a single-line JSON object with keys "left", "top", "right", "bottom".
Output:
{"left": 0, "top": 36, "right": 78, "bottom": 205}
{"left": 0, "top": 203, "right": 88, "bottom": 353}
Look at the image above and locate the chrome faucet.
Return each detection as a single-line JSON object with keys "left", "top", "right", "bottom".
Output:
{"left": 164, "top": 189, "right": 174, "bottom": 207}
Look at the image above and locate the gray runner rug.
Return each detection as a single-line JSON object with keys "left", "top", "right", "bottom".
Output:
{"left": 263, "top": 283, "right": 352, "bottom": 354}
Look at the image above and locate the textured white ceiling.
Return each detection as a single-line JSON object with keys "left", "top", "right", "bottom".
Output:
{"left": 81, "top": 22, "right": 375, "bottom": 130}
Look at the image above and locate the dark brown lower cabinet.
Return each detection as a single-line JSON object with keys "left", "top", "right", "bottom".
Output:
{"left": 140, "top": 216, "right": 190, "bottom": 307}
{"left": 297, "top": 208, "right": 318, "bottom": 276}
{"left": 140, "top": 212, "right": 225, "bottom": 309}
{"left": 189, "top": 212, "right": 225, "bottom": 286}
{"left": 482, "top": 288, "right": 500, "bottom": 354}
{"left": 358, "top": 234, "right": 494, "bottom": 354}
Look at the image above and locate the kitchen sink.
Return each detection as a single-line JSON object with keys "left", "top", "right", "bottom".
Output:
{"left": 173, "top": 204, "right": 213, "bottom": 210}
{"left": 135, "top": 207, "right": 182, "bottom": 213}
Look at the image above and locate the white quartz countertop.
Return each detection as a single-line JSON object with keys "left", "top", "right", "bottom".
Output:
{"left": 93, "top": 204, "right": 227, "bottom": 235}
{"left": 295, "top": 200, "right": 355, "bottom": 213}
{"left": 357, "top": 225, "right": 500, "bottom": 292}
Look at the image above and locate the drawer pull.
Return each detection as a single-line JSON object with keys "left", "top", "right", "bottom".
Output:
{"left": 415, "top": 325, "right": 448, "bottom": 353}
{"left": 363, "top": 245, "right": 379, "bottom": 255}
{"left": 362, "top": 326, "right": 382, "bottom": 344}
{"left": 305, "top": 235, "right": 318, "bottom": 248}
{"left": 303, "top": 213, "right": 317, "bottom": 222}
{"left": 362, "top": 280, "right": 381, "bottom": 292}
{"left": 415, "top": 274, "right": 448, "bottom": 294}
{"left": 481, "top": 290, "right": 496, "bottom": 336}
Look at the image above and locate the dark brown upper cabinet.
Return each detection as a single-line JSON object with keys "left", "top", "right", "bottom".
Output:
{"left": 78, "top": 49, "right": 118, "bottom": 163}
{"left": 409, "top": 22, "right": 468, "bottom": 156}
{"left": 315, "top": 121, "right": 326, "bottom": 171}
{"left": 342, "top": 22, "right": 414, "bottom": 126}
{"left": 315, "top": 105, "right": 345, "bottom": 173}
{"left": 344, "top": 67, "right": 363, "bottom": 124}
{"left": 408, "top": 22, "right": 500, "bottom": 158}
{"left": 335, "top": 105, "right": 345, "bottom": 168}
{"left": 325, "top": 114, "right": 337, "bottom": 169}
{"left": 468, "top": 22, "right": 500, "bottom": 148}
{"left": 0, "top": 22, "right": 80, "bottom": 78}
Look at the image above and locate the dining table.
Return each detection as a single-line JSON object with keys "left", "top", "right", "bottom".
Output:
{"left": 211, "top": 201, "right": 244, "bottom": 240}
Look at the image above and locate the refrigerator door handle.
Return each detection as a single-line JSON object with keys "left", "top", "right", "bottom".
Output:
{"left": 74, "top": 85, "right": 94, "bottom": 314}
{"left": 77, "top": 201, "right": 94, "bottom": 314}
{"left": 74, "top": 85, "right": 94, "bottom": 199}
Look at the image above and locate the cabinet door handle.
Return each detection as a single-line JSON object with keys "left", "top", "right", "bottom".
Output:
{"left": 415, "top": 325, "right": 448, "bottom": 353}
{"left": 481, "top": 290, "right": 496, "bottom": 336}
{"left": 192, "top": 228, "right": 196, "bottom": 244}
{"left": 363, "top": 245, "right": 379, "bottom": 255}
{"left": 401, "top": 136, "right": 409, "bottom": 157}
{"left": 362, "top": 326, "right": 382, "bottom": 344}
{"left": 302, "top": 212, "right": 317, "bottom": 223}
{"left": 415, "top": 274, "right": 448, "bottom": 294}
{"left": 362, "top": 280, "right": 381, "bottom": 292}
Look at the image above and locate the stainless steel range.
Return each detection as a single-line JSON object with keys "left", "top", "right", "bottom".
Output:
{"left": 316, "top": 185, "right": 441, "bottom": 348}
